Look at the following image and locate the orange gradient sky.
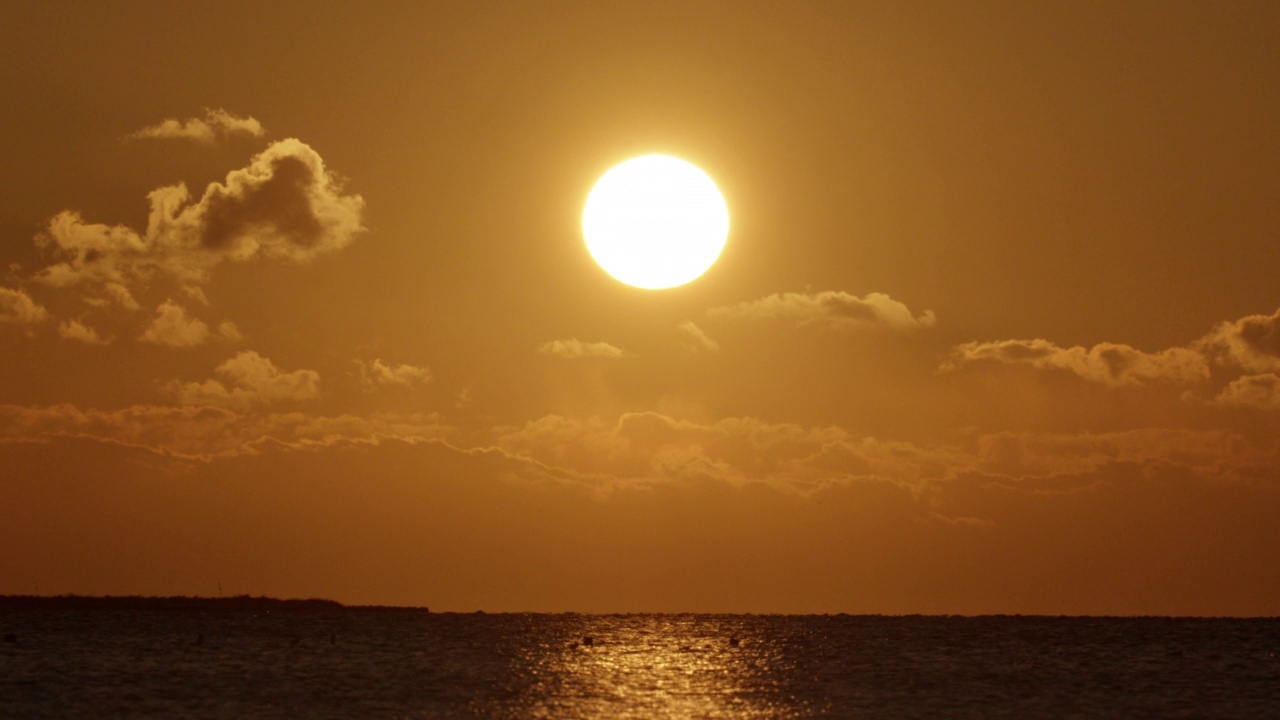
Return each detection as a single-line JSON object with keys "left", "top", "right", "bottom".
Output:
{"left": 1, "top": 2, "right": 1278, "bottom": 614}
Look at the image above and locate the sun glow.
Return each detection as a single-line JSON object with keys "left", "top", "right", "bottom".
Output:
{"left": 582, "top": 155, "right": 729, "bottom": 290}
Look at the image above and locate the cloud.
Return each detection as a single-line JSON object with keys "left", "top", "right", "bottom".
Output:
{"left": 1213, "top": 373, "right": 1280, "bottom": 410}
{"left": 128, "top": 108, "right": 265, "bottom": 143}
{"left": 495, "top": 412, "right": 1278, "bottom": 497}
{"left": 356, "top": 359, "right": 432, "bottom": 390}
{"left": 58, "top": 320, "right": 109, "bottom": 345}
{"left": 5, "top": 401, "right": 1273, "bottom": 496}
{"left": 496, "top": 413, "right": 947, "bottom": 493}
{"left": 103, "top": 282, "right": 140, "bottom": 311}
{"left": 34, "top": 138, "right": 365, "bottom": 287}
{"left": 216, "top": 321, "right": 243, "bottom": 343}
{"left": 181, "top": 285, "right": 209, "bottom": 306}
{"left": 0, "top": 287, "right": 47, "bottom": 324}
{"left": 677, "top": 321, "right": 719, "bottom": 352}
{"left": 167, "top": 351, "right": 320, "bottom": 409}
{"left": 139, "top": 301, "right": 210, "bottom": 347}
{"left": 538, "top": 339, "right": 625, "bottom": 359}
{"left": 0, "top": 403, "right": 447, "bottom": 459}
{"left": 966, "top": 428, "right": 1264, "bottom": 480}
{"left": 4, "top": 431, "right": 1276, "bottom": 615}
{"left": 138, "top": 301, "right": 239, "bottom": 348}
{"left": 1197, "top": 308, "right": 1280, "bottom": 373}
{"left": 709, "top": 290, "right": 936, "bottom": 330}
{"left": 944, "top": 338, "right": 1210, "bottom": 387}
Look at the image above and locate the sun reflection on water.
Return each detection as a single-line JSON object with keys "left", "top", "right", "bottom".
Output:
{"left": 479, "top": 615, "right": 820, "bottom": 720}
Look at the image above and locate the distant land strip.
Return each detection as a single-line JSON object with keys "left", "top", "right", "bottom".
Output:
{"left": 0, "top": 595, "right": 430, "bottom": 612}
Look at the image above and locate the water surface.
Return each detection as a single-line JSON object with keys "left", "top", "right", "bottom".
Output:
{"left": 2, "top": 608, "right": 1277, "bottom": 718}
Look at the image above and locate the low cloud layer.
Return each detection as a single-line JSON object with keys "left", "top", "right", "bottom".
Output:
{"left": 709, "top": 290, "right": 936, "bottom": 330}
{"left": 129, "top": 108, "right": 265, "bottom": 143}
{"left": 2, "top": 430, "right": 1275, "bottom": 614}
{"left": 34, "top": 138, "right": 364, "bottom": 288}
{"left": 495, "top": 412, "right": 1276, "bottom": 495}
{"left": 538, "top": 339, "right": 625, "bottom": 359}
{"left": 0, "top": 403, "right": 447, "bottom": 458}
{"left": 2, "top": 403, "right": 1276, "bottom": 613}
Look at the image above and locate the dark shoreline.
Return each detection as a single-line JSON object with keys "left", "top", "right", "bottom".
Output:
{"left": 1, "top": 596, "right": 1276, "bottom": 619}
{"left": 0, "top": 595, "right": 358, "bottom": 612}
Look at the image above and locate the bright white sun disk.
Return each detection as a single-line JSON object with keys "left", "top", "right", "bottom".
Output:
{"left": 582, "top": 155, "right": 729, "bottom": 290}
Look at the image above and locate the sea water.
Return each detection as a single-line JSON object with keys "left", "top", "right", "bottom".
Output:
{"left": 2, "top": 609, "right": 1277, "bottom": 718}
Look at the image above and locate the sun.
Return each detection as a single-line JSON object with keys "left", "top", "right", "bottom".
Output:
{"left": 582, "top": 154, "right": 729, "bottom": 290}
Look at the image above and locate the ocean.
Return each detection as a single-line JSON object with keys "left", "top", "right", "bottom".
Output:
{"left": 2, "top": 603, "right": 1277, "bottom": 718}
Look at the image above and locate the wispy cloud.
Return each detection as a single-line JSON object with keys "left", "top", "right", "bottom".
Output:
{"left": 495, "top": 412, "right": 1277, "bottom": 495}
{"left": 677, "top": 321, "right": 719, "bottom": 352}
{"left": 709, "top": 290, "right": 936, "bottom": 330}
{"left": 0, "top": 287, "right": 47, "bottom": 324}
{"left": 945, "top": 307, "right": 1280, "bottom": 392}
{"left": 1213, "top": 373, "right": 1280, "bottom": 410}
{"left": 356, "top": 358, "right": 432, "bottom": 390}
{"left": 102, "top": 282, "right": 140, "bottom": 311}
{"left": 181, "top": 285, "right": 209, "bottom": 306}
{"left": 0, "top": 403, "right": 448, "bottom": 459}
{"left": 943, "top": 338, "right": 1210, "bottom": 387}
{"left": 538, "top": 339, "right": 625, "bottom": 359}
{"left": 128, "top": 108, "right": 265, "bottom": 143}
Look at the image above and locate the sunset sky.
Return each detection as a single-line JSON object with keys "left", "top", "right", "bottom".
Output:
{"left": 2, "top": 2, "right": 1278, "bottom": 614}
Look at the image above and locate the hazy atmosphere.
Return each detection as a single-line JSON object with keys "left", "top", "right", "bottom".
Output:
{"left": 2, "top": 2, "right": 1278, "bottom": 614}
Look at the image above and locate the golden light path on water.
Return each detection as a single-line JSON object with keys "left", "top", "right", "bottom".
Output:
{"left": 483, "top": 615, "right": 818, "bottom": 719}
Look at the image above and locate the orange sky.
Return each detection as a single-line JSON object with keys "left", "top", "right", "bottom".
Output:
{"left": 1, "top": 2, "right": 1278, "bottom": 614}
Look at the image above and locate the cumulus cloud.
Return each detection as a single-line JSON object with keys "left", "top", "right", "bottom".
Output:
{"left": 128, "top": 108, "right": 265, "bottom": 143}
{"left": 538, "top": 339, "right": 625, "bottom": 359}
{"left": 1213, "top": 373, "right": 1280, "bottom": 410}
{"left": 58, "top": 320, "right": 109, "bottom": 345}
{"left": 709, "top": 290, "right": 936, "bottom": 330}
{"left": 34, "top": 138, "right": 365, "bottom": 288}
{"left": 138, "top": 301, "right": 240, "bottom": 348}
{"left": 944, "top": 338, "right": 1210, "bottom": 387}
{"left": 167, "top": 351, "right": 320, "bottom": 409}
{"left": 139, "top": 301, "right": 210, "bottom": 347}
{"left": 356, "top": 358, "right": 432, "bottom": 390}
{"left": 0, "top": 287, "right": 47, "bottom": 324}
{"left": 677, "top": 321, "right": 719, "bottom": 352}
{"left": 1197, "top": 308, "right": 1280, "bottom": 373}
